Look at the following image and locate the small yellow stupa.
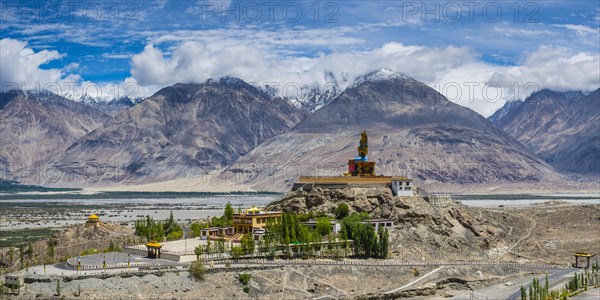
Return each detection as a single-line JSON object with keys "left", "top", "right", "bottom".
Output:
{"left": 84, "top": 213, "right": 100, "bottom": 228}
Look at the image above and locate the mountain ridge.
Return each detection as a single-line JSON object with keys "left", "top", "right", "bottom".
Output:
{"left": 226, "top": 75, "right": 560, "bottom": 191}
{"left": 40, "top": 78, "right": 307, "bottom": 185}
{"left": 488, "top": 88, "right": 599, "bottom": 174}
{"left": 0, "top": 91, "right": 111, "bottom": 176}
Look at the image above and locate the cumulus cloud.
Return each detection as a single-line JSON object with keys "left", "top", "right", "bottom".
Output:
{"left": 129, "top": 40, "right": 600, "bottom": 117}
{"left": 3, "top": 36, "right": 598, "bottom": 117}
{"left": 0, "top": 38, "right": 138, "bottom": 100}
{"left": 0, "top": 38, "right": 79, "bottom": 90}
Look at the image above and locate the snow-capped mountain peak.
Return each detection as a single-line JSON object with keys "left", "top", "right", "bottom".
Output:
{"left": 264, "top": 68, "right": 409, "bottom": 112}
{"left": 353, "top": 68, "right": 409, "bottom": 86}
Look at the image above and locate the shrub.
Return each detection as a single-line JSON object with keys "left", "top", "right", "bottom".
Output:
{"left": 412, "top": 268, "right": 420, "bottom": 277}
{"left": 335, "top": 203, "right": 350, "bottom": 220}
{"left": 239, "top": 273, "right": 251, "bottom": 285}
{"left": 243, "top": 286, "right": 250, "bottom": 293}
{"left": 189, "top": 260, "right": 207, "bottom": 281}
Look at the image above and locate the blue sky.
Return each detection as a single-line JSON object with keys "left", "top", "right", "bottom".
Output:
{"left": 1, "top": 0, "right": 599, "bottom": 116}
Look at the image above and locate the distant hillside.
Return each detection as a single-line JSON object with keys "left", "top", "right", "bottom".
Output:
{"left": 0, "top": 90, "right": 110, "bottom": 177}
{"left": 229, "top": 72, "right": 560, "bottom": 191}
{"left": 489, "top": 89, "right": 600, "bottom": 174}
{"left": 44, "top": 78, "right": 307, "bottom": 185}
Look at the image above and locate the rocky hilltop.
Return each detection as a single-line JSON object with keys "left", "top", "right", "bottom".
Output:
{"left": 267, "top": 187, "right": 525, "bottom": 258}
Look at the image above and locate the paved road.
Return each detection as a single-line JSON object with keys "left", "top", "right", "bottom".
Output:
{"left": 506, "top": 267, "right": 578, "bottom": 300}
{"left": 569, "top": 287, "right": 600, "bottom": 300}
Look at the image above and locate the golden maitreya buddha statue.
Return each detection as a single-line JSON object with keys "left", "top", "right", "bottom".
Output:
{"left": 357, "top": 130, "right": 368, "bottom": 159}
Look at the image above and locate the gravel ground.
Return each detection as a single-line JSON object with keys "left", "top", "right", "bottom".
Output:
{"left": 7, "top": 264, "right": 536, "bottom": 300}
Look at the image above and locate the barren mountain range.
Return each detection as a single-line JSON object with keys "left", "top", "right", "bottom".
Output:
{"left": 0, "top": 90, "right": 110, "bottom": 177}
{"left": 229, "top": 76, "right": 560, "bottom": 191}
{"left": 1, "top": 70, "right": 597, "bottom": 191}
{"left": 42, "top": 78, "right": 306, "bottom": 185}
{"left": 489, "top": 89, "right": 600, "bottom": 174}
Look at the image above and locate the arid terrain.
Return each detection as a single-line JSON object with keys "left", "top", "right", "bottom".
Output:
{"left": 2, "top": 188, "right": 598, "bottom": 299}
{"left": 13, "top": 264, "right": 540, "bottom": 300}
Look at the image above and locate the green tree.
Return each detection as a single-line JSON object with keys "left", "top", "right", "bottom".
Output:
{"left": 231, "top": 245, "right": 244, "bottom": 261}
{"left": 8, "top": 246, "right": 14, "bottom": 265}
{"left": 335, "top": 203, "right": 350, "bottom": 220}
{"left": 316, "top": 218, "right": 332, "bottom": 236}
{"left": 46, "top": 239, "right": 56, "bottom": 259}
{"left": 194, "top": 245, "right": 203, "bottom": 261}
{"left": 217, "top": 237, "right": 226, "bottom": 257}
{"left": 520, "top": 285, "right": 527, "bottom": 300}
{"left": 206, "top": 238, "right": 212, "bottom": 256}
{"left": 545, "top": 273, "right": 549, "bottom": 299}
{"left": 19, "top": 244, "right": 24, "bottom": 269}
{"left": 56, "top": 280, "right": 61, "bottom": 296}
{"left": 166, "top": 226, "right": 183, "bottom": 241}
{"left": 241, "top": 234, "right": 255, "bottom": 256}
{"left": 27, "top": 242, "right": 33, "bottom": 260}
{"left": 379, "top": 227, "right": 389, "bottom": 258}
{"left": 224, "top": 202, "right": 234, "bottom": 225}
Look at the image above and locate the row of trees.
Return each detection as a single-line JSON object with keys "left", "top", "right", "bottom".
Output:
{"left": 144, "top": 202, "right": 387, "bottom": 262}
{"left": 134, "top": 211, "right": 183, "bottom": 242}
{"left": 520, "top": 274, "right": 550, "bottom": 300}
{"left": 263, "top": 208, "right": 389, "bottom": 259}
{"left": 340, "top": 211, "right": 389, "bottom": 259}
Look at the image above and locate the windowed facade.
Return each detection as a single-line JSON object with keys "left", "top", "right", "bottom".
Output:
{"left": 233, "top": 206, "right": 282, "bottom": 233}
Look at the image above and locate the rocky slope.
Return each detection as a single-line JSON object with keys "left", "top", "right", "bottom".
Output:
{"left": 229, "top": 75, "right": 560, "bottom": 191}
{"left": 44, "top": 78, "right": 306, "bottom": 186}
{"left": 0, "top": 90, "right": 110, "bottom": 178}
{"left": 490, "top": 89, "right": 600, "bottom": 174}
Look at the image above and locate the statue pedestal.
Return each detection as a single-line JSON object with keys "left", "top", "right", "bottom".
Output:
{"left": 346, "top": 160, "right": 376, "bottom": 176}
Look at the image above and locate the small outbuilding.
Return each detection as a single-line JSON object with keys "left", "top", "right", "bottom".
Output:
{"left": 4, "top": 275, "right": 24, "bottom": 293}
{"left": 145, "top": 241, "right": 163, "bottom": 259}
